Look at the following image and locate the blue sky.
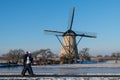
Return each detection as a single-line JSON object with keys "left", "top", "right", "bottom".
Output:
{"left": 0, "top": 0, "right": 120, "bottom": 56}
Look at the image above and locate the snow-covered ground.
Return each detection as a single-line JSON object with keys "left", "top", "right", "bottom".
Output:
{"left": 33, "top": 63, "right": 120, "bottom": 68}
{"left": 0, "top": 77, "right": 119, "bottom": 80}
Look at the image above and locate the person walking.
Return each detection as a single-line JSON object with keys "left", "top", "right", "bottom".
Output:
{"left": 21, "top": 51, "right": 34, "bottom": 76}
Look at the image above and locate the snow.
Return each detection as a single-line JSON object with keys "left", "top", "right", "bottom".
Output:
{"left": 33, "top": 63, "right": 120, "bottom": 68}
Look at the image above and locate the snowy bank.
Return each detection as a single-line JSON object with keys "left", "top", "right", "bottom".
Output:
{"left": 33, "top": 63, "right": 120, "bottom": 68}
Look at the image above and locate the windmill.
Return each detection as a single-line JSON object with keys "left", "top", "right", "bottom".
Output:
{"left": 44, "top": 7, "right": 96, "bottom": 64}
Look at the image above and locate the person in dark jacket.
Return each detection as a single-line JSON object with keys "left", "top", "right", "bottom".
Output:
{"left": 21, "top": 51, "right": 34, "bottom": 76}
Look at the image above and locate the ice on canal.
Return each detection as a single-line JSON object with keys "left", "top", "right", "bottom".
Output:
{"left": 0, "top": 63, "right": 120, "bottom": 80}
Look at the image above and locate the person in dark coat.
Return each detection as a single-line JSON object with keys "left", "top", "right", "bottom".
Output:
{"left": 21, "top": 51, "right": 34, "bottom": 76}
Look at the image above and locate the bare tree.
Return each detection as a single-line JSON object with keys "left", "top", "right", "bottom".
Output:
{"left": 3, "top": 49, "right": 25, "bottom": 63}
{"left": 32, "top": 49, "right": 55, "bottom": 64}
{"left": 32, "top": 49, "right": 54, "bottom": 58}
{"left": 79, "top": 48, "right": 91, "bottom": 61}
{"left": 111, "top": 52, "right": 120, "bottom": 63}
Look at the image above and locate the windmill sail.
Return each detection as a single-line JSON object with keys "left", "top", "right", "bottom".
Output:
{"left": 77, "top": 34, "right": 96, "bottom": 38}
{"left": 76, "top": 32, "right": 97, "bottom": 38}
{"left": 44, "top": 30, "right": 64, "bottom": 36}
{"left": 68, "top": 7, "right": 75, "bottom": 30}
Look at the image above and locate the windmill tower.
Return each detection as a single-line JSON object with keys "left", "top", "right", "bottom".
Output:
{"left": 44, "top": 7, "right": 96, "bottom": 64}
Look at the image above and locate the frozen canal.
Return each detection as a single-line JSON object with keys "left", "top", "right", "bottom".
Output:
{"left": 1, "top": 64, "right": 120, "bottom": 75}
{"left": 0, "top": 64, "right": 120, "bottom": 80}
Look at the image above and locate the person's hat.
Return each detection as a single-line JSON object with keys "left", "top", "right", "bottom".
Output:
{"left": 26, "top": 51, "right": 31, "bottom": 54}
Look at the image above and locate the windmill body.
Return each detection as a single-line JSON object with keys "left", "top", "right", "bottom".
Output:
{"left": 44, "top": 7, "right": 96, "bottom": 64}
{"left": 60, "top": 30, "right": 78, "bottom": 60}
